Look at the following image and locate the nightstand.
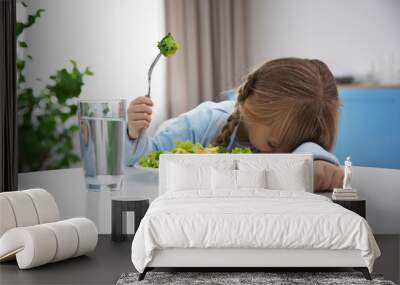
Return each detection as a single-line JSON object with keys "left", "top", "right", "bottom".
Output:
{"left": 111, "top": 197, "right": 150, "bottom": 242}
{"left": 332, "top": 199, "right": 366, "bottom": 218}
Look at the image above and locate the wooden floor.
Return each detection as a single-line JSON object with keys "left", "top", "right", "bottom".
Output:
{"left": 0, "top": 235, "right": 398, "bottom": 285}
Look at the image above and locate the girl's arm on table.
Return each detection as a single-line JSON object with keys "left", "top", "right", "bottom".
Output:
{"left": 293, "top": 142, "right": 339, "bottom": 165}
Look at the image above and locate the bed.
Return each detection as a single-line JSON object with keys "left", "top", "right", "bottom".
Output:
{"left": 131, "top": 154, "right": 380, "bottom": 280}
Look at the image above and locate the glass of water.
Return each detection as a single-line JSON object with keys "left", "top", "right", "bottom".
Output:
{"left": 78, "top": 99, "right": 126, "bottom": 191}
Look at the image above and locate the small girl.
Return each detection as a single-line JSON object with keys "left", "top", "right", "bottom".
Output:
{"left": 126, "top": 58, "right": 343, "bottom": 192}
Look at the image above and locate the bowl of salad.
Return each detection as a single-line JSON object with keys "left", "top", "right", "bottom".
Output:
{"left": 135, "top": 140, "right": 251, "bottom": 170}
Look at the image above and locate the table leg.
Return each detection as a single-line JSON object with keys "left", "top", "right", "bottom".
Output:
{"left": 112, "top": 200, "right": 126, "bottom": 242}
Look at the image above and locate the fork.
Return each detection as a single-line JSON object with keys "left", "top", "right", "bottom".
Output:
{"left": 132, "top": 53, "right": 162, "bottom": 155}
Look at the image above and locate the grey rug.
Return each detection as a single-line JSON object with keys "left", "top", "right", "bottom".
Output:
{"left": 116, "top": 271, "right": 396, "bottom": 285}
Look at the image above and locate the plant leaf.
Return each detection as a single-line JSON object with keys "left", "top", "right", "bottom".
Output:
{"left": 16, "top": 8, "right": 46, "bottom": 37}
{"left": 84, "top": 67, "right": 94, "bottom": 76}
{"left": 19, "top": 41, "right": 28, "bottom": 48}
{"left": 17, "top": 51, "right": 94, "bottom": 171}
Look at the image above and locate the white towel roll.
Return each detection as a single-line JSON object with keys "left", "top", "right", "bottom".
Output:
{"left": 65, "top": 218, "right": 98, "bottom": 257}
{"left": 42, "top": 221, "right": 79, "bottom": 262}
{"left": 0, "top": 218, "right": 98, "bottom": 269}
{"left": 1, "top": 192, "right": 39, "bottom": 227}
{"left": 0, "top": 189, "right": 98, "bottom": 269}
{"left": 24, "top": 189, "right": 60, "bottom": 224}
{"left": 0, "top": 226, "right": 57, "bottom": 269}
{"left": 0, "top": 196, "right": 17, "bottom": 237}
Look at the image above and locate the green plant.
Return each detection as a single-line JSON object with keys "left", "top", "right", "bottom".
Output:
{"left": 17, "top": 3, "right": 94, "bottom": 172}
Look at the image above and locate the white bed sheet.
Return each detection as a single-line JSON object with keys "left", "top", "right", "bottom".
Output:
{"left": 131, "top": 190, "right": 380, "bottom": 273}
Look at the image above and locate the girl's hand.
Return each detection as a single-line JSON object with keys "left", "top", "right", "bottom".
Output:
{"left": 313, "top": 160, "right": 344, "bottom": 192}
{"left": 127, "top": 96, "right": 154, "bottom": 139}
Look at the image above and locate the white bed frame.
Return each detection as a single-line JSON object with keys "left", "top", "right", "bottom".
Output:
{"left": 139, "top": 154, "right": 371, "bottom": 280}
{"left": 148, "top": 248, "right": 366, "bottom": 268}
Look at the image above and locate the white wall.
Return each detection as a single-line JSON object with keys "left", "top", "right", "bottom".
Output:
{"left": 22, "top": 0, "right": 166, "bottom": 134}
{"left": 245, "top": 0, "right": 400, "bottom": 79}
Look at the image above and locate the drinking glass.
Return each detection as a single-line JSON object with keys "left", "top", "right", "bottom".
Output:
{"left": 78, "top": 99, "right": 126, "bottom": 191}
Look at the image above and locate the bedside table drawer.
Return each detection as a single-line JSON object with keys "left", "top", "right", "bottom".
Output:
{"left": 333, "top": 200, "right": 366, "bottom": 218}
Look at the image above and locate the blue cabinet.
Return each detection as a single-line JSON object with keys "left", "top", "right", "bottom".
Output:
{"left": 333, "top": 87, "right": 400, "bottom": 169}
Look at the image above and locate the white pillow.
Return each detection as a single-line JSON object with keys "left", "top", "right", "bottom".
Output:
{"left": 238, "top": 159, "right": 309, "bottom": 191}
{"left": 237, "top": 169, "right": 267, "bottom": 189}
{"left": 211, "top": 168, "right": 267, "bottom": 191}
{"left": 211, "top": 168, "right": 236, "bottom": 190}
{"left": 266, "top": 161, "right": 307, "bottom": 191}
{"left": 166, "top": 162, "right": 212, "bottom": 192}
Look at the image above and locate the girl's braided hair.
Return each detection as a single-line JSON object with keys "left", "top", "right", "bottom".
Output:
{"left": 213, "top": 58, "right": 340, "bottom": 152}
{"left": 213, "top": 73, "right": 256, "bottom": 147}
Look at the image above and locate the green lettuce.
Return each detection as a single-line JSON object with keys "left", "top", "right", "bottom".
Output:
{"left": 231, "top": 147, "right": 252, "bottom": 154}
{"left": 158, "top": 33, "right": 179, "bottom": 57}
{"left": 137, "top": 150, "right": 162, "bottom": 168}
{"left": 137, "top": 140, "right": 252, "bottom": 169}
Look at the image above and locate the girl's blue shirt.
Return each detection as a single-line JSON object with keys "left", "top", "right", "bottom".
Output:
{"left": 125, "top": 100, "right": 339, "bottom": 166}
